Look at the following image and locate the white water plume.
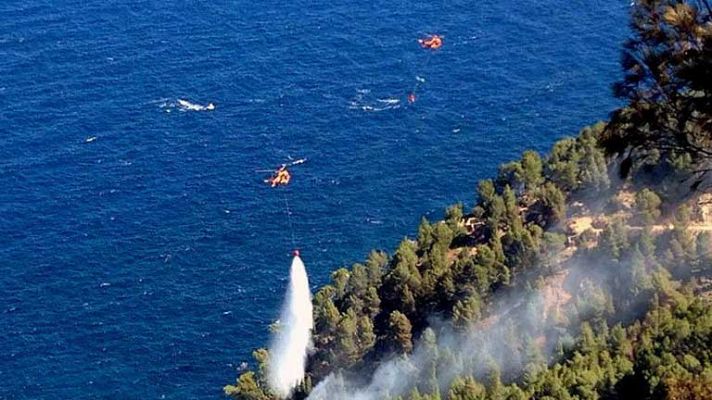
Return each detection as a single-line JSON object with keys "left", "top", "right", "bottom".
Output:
{"left": 268, "top": 256, "right": 313, "bottom": 398}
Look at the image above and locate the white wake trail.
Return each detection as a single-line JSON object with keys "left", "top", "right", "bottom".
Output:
{"left": 268, "top": 256, "right": 313, "bottom": 398}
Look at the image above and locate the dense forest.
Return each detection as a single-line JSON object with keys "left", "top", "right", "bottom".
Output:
{"left": 225, "top": 1, "right": 712, "bottom": 399}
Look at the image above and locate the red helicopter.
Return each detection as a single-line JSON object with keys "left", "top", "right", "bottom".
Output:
{"left": 418, "top": 34, "right": 443, "bottom": 50}
{"left": 260, "top": 158, "right": 307, "bottom": 187}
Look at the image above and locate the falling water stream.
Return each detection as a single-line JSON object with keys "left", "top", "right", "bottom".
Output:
{"left": 267, "top": 256, "right": 314, "bottom": 398}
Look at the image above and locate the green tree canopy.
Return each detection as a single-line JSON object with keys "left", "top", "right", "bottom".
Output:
{"left": 603, "top": 0, "right": 712, "bottom": 184}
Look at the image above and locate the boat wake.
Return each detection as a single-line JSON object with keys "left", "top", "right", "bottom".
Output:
{"left": 156, "top": 98, "right": 216, "bottom": 113}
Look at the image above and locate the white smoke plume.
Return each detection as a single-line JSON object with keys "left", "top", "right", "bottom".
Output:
{"left": 307, "top": 267, "right": 594, "bottom": 400}
{"left": 304, "top": 192, "right": 669, "bottom": 399}
{"left": 268, "top": 256, "right": 314, "bottom": 398}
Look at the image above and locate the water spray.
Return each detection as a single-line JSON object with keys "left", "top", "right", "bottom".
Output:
{"left": 267, "top": 254, "right": 313, "bottom": 398}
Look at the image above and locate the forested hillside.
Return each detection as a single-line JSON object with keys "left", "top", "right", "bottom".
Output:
{"left": 225, "top": 1, "right": 712, "bottom": 399}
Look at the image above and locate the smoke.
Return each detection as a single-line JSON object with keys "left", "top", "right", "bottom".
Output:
{"left": 304, "top": 182, "right": 696, "bottom": 399}
{"left": 307, "top": 264, "right": 606, "bottom": 400}
{"left": 268, "top": 256, "right": 314, "bottom": 398}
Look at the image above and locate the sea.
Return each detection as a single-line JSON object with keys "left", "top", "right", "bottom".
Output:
{"left": 0, "top": 1, "right": 630, "bottom": 398}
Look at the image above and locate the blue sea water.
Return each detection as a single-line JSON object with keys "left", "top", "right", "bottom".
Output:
{"left": 0, "top": 1, "right": 630, "bottom": 398}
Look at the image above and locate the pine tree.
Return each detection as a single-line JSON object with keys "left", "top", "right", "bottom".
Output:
{"left": 331, "top": 268, "right": 350, "bottom": 300}
{"left": 635, "top": 188, "right": 662, "bottom": 225}
{"left": 603, "top": 0, "right": 712, "bottom": 183}
{"left": 577, "top": 124, "right": 610, "bottom": 191}
{"left": 521, "top": 150, "right": 544, "bottom": 190}
{"left": 447, "top": 376, "right": 486, "bottom": 400}
{"left": 547, "top": 137, "right": 581, "bottom": 191}
{"left": 387, "top": 311, "right": 414, "bottom": 354}
{"left": 366, "top": 250, "right": 388, "bottom": 286}
{"left": 418, "top": 217, "right": 436, "bottom": 252}
{"left": 452, "top": 295, "right": 481, "bottom": 329}
{"left": 224, "top": 371, "right": 271, "bottom": 400}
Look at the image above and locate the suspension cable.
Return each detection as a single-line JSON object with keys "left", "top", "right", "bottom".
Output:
{"left": 282, "top": 189, "right": 297, "bottom": 250}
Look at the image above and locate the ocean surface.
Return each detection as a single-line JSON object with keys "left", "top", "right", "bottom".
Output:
{"left": 0, "top": 1, "right": 630, "bottom": 398}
